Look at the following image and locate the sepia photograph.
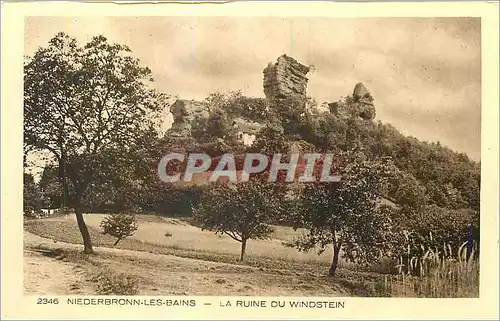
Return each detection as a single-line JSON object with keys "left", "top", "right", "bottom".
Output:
{"left": 20, "top": 15, "right": 486, "bottom": 299}
{"left": 0, "top": 1, "right": 498, "bottom": 319}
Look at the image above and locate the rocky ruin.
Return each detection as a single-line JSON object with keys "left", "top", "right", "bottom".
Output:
{"left": 263, "top": 54, "right": 310, "bottom": 103}
{"left": 168, "top": 99, "right": 210, "bottom": 138}
{"left": 167, "top": 100, "right": 264, "bottom": 140}
{"left": 352, "top": 82, "right": 376, "bottom": 120}
{"left": 167, "top": 55, "right": 376, "bottom": 141}
{"left": 329, "top": 82, "right": 376, "bottom": 121}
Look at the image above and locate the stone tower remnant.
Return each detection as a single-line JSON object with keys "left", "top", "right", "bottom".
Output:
{"left": 263, "top": 54, "right": 310, "bottom": 103}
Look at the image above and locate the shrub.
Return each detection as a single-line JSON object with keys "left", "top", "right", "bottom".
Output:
{"left": 92, "top": 269, "right": 139, "bottom": 295}
{"left": 139, "top": 185, "right": 205, "bottom": 217}
{"left": 100, "top": 213, "right": 138, "bottom": 246}
{"left": 390, "top": 205, "right": 479, "bottom": 271}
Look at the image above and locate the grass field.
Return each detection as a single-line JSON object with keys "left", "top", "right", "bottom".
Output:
{"left": 27, "top": 213, "right": 337, "bottom": 266}
{"left": 23, "top": 213, "right": 479, "bottom": 297}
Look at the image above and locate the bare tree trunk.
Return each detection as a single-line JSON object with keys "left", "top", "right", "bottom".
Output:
{"left": 113, "top": 238, "right": 121, "bottom": 246}
{"left": 329, "top": 242, "right": 342, "bottom": 277}
{"left": 75, "top": 204, "right": 93, "bottom": 254}
{"left": 240, "top": 239, "right": 247, "bottom": 261}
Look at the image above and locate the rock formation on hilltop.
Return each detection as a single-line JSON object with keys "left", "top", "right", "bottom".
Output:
{"left": 167, "top": 55, "right": 376, "bottom": 142}
{"left": 168, "top": 99, "right": 210, "bottom": 138}
{"left": 167, "top": 99, "right": 264, "bottom": 141}
{"left": 328, "top": 82, "right": 376, "bottom": 121}
{"left": 352, "top": 82, "right": 376, "bottom": 120}
{"left": 263, "top": 54, "right": 310, "bottom": 103}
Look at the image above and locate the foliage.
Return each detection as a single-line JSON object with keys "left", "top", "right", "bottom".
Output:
{"left": 290, "top": 94, "right": 480, "bottom": 212}
{"left": 290, "top": 150, "right": 399, "bottom": 275}
{"left": 192, "top": 107, "right": 242, "bottom": 152}
{"left": 193, "top": 176, "right": 286, "bottom": 261}
{"left": 38, "top": 166, "right": 64, "bottom": 208}
{"left": 24, "top": 32, "right": 167, "bottom": 252}
{"left": 390, "top": 205, "right": 479, "bottom": 264}
{"left": 23, "top": 173, "right": 44, "bottom": 215}
{"left": 138, "top": 184, "right": 205, "bottom": 217}
{"left": 373, "top": 123, "right": 480, "bottom": 211}
{"left": 385, "top": 168, "right": 429, "bottom": 210}
{"left": 185, "top": 91, "right": 272, "bottom": 156}
{"left": 100, "top": 213, "right": 139, "bottom": 246}
{"left": 284, "top": 92, "right": 480, "bottom": 279}
{"left": 203, "top": 91, "right": 269, "bottom": 123}
{"left": 249, "top": 125, "right": 290, "bottom": 154}
{"left": 24, "top": 30, "right": 480, "bottom": 297}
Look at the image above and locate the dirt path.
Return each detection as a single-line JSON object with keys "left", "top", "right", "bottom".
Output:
{"left": 24, "top": 248, "right": 95, "bottom": 295}
{"left": 24, "top": 231, "right": 349, "bottom": 296}
{"left": 23, "top": 232, "right": 98, "bottom": 295}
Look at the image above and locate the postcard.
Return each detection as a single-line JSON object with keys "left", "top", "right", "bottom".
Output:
{"left": 1, "top": 1, "right": 499, "bottom": 320}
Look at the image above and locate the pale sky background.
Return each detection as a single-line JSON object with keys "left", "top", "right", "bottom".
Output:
{"left": 25, "top": 17, "right": 481, "bottom": 161}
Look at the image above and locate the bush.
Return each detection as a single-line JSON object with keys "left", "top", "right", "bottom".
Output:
{"left": 100, "top": 213, "right": 138, "bottom": 246}
{"left": 390, "top": 205, "right": 479, "bottom": 268}
{"left": 139, "top": 185, "right": 205, "bottom": 217}
{"left": 92, "top": 269, "right": 139, "bottom": 295}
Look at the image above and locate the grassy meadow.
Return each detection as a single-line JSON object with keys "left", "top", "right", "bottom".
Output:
{"left": 24, "top": 212, "right": 479, "bottom": 297}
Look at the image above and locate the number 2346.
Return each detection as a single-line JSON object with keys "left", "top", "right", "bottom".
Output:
{"left": 37, "top": 298, "right": 59, "bottom": 304}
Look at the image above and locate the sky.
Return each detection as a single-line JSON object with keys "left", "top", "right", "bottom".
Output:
{"left": 25, "top": 17, "right": 481, "bottom": 161}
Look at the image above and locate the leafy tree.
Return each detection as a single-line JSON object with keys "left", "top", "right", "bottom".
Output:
{"left": 23, "top": 173, "right": 43, "bottom": 215}
{"left": 24, "top": 32, "right": 166, "bottom": 253}
{"left": 138, "top": 183, "right": 205, "bottom": 217}
{"left": 386, "top": 170, "right": 429, "bottom": 211}
{"left": 38, "top": 165, "right": 63, "bottom": 208}
{"left": 193, "top": 175, "right": 286, "bottom": 261}
{"left": 100, "top": 213, "right": 139, "bottom": 246}
{"left": 372, "top": 122, "right": 479, "bottom": 210}
{"left": 127, "top": 131, "right": 208, "bottom": 216}
{"left": 290, "top": 151, "right": 398, "bottom": 276}
{"left": 274, "top": 96, "right": 308, "bottom": 139}
{"left": 250, "top": 125, "right": 290, "bottom": 154}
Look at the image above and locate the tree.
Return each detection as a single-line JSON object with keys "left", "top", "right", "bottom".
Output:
{"left": 24, "top": 32, "right": 166, "bottom": 253}
{"left": 250, "top": 125, "right": 290, "bottom": 155}
{"left": 290, "top": 151, "right": 398, "bottom": 276}
{"left": 193, "top": 177, "right": 285, "bottom": 261}
{"left": 23, "top": 173, "right": 43, "bottom": 215}
{"left": 38, "top": 165, "right": 63, "bottom": 208}
{"left": 100, "top": 213, "right": 139, "bottom": 246}
{"left": 386, "top": 169, "right": 429, "bottom": 211}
